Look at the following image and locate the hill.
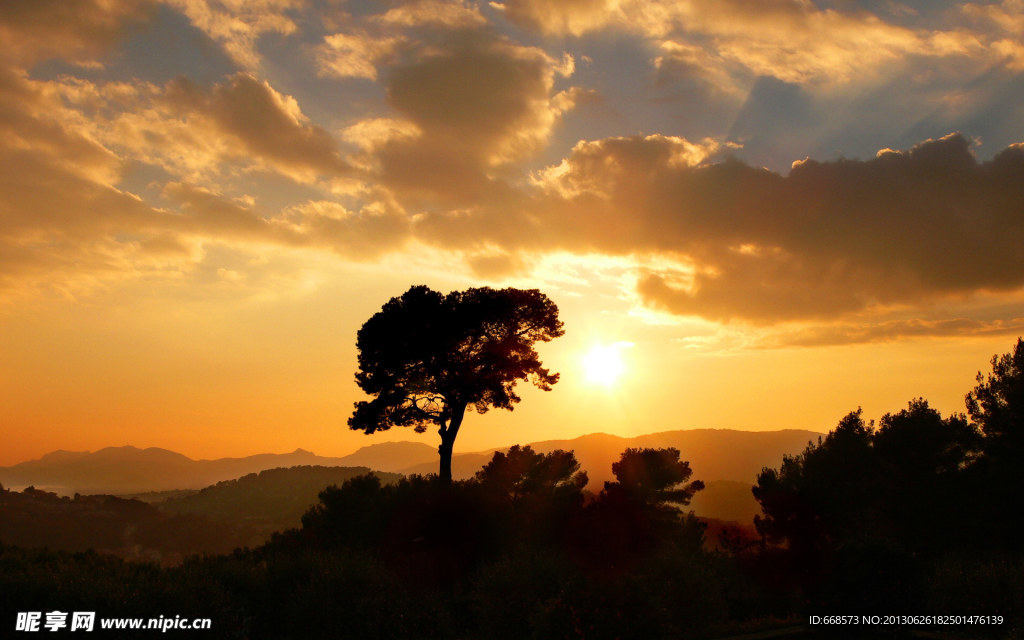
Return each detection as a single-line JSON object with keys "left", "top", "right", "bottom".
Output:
{"left": 157, "top": 465, "right": 404, "bottom": 543}
{"left": 0, "top": 486, "right": 247, "bottom": 563}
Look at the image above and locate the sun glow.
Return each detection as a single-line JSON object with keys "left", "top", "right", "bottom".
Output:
{"left": 582, "top": 342, "right": 632, "bottom": 386}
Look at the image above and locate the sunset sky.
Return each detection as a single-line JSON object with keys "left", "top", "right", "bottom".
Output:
{"left": 2, "top": 0, "right": 1024, "bottom": 466}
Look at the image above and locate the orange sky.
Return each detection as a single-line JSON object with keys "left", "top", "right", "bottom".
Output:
{"left": 2, "top": 1, "right": 1024, "bottom": 466}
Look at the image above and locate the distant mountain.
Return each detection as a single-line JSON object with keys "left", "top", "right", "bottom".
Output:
{"left": 0, "top": 429, "right": 819, "bottom": 506}
{"left": 332, "top": 441, "right": 437, "bottom": 472}
{"left": 688, "top": 480, "right": 763, "bottom": 523}
{"left": 0, "top": 446, "right": 198, "bottom": 494}
{"left": 0, "top": 446, "right": 350, "bottom": 495}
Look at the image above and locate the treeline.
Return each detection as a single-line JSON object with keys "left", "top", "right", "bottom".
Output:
{"left": 0, "top": 466, "right": 401, "bottom": 560}
{"left": 0, "top": 488, "right": 248, "bottom": 562}
{"left": 158, "top": 465, "right": 404, "bottom": 542}
{"left": 748, "top": 338, "right": 1024, "bottom": 621}
{"left": 261, "top": 445, "right": 723, "bottom": 638}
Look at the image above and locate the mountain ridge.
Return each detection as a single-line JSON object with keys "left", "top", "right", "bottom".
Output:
{"left": 0, "top": 428, "right": 820, "bottom": 498}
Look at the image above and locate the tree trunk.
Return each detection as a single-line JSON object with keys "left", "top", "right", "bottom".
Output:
{"left": 438, "top": 437, "right": 454, "bottom": 485}
{"left": 437, "top": 402, "right": 467, "bottom": 485}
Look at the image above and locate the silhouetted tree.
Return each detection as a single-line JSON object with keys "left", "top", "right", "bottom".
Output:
{"left": 606, "top": 447, "right": 704, "bottom": 505}
{"left": 476, "top": 446, "right": 588, "bottom": 547}
{"left": 965, "top": 337, "right": 1024, "bottom": 544}
{"left": 349, "top": 286, "right": 564, "bottom": 484}
{"left": 753, "top": 401, "right": 987, "bottom": 609}
{"left": 875, "top": 398, "right": 978, "bottom": 476}
{"left": 966, "top": 337, "right": 1024, "bottom": 468}
{"left": 872, "top": 398, "right": 979, "bottom": 551}
{"left": 475, "top": 445, "right": 587, "bottom": 500}
{"left": 753, "top": 410, "right": 878, "bottom": 560}
{"left": 574, "top": 448, "right": 706, "bottom": 567}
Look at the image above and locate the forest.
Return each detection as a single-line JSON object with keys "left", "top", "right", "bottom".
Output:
{"left": 2, "top": 335, "right": 1023, "bottom": 638}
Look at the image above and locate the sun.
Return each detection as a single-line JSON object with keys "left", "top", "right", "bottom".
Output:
{"left": 582, "top": 343, "right": 630, "bottom": 386}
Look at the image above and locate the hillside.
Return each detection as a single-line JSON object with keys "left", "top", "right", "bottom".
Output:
{"left": 0, "top": 486, "right": 247, "bottom": 562}
{"left": 158, "top": 465, "right": 404, "bottom": 542}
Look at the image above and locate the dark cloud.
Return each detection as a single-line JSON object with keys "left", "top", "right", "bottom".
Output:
{"left": 415, "top": 133, "right": 1024, "bottom": 324}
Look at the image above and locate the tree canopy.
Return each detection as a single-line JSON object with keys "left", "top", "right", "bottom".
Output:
{"left": 606, "top": 447, "right": 705, "bottom": 506}
{"left": 349, "top": 285, "right": 565, "bottom": 483}
{"left": 475, "top": 445, "right": 588, "bottom": 500}
{"left": 753, "top": 400, "right": 981, "bottom": 560}
{"left": 966, "top": 337, "right": 1024, "bottom": 465}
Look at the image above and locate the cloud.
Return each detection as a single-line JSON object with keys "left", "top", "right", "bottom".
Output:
{"left": 0, "top": 64, "right": 402, "bottom": 299}
{"left": 0, "top": 68, "right": 166, "bottom": 237}
{"left": 635, "top": 135, "right": 1024, "bottom": 322}
{"left": 315, "top": 1, "right": 490, "bottom": 81}
{"left": 33, "top": 71, "right": 351, "bottom": 187}
{"left": 494, "top": 0, "right": 620, "bottom": 37}
{"left": 659, "top": 0, "right": 935, "bottom": 85}
{"left": 532, "top": 134, "right": 727, "bottom": 198}
{"left": 415, "top": 132, "right": 1024, "bottom": 324}
{"left": 361, "top": 31, "right": 579, "bottom": 205}
{"left": 498, "top": 0, "right": 1012, "bottom": 88}
{"left": 275, "top": 200, "right": 412, "bottom": 259}
{"left": 0, "top": 68, "right": 188, "bottom": 297}
{"left": 163, "top": 0, "right": 303, "bottom": 69}
{"left": 0, "top": 0, "right": 154, "bottom": 66}
{"left": 162, "top": 184, "right": 414, "bottom": 259}
{"left": 163, "top": 182, "right": 284, "bottom": 238}
{"left": 4, "top": 0, "right": 1022, "bottom": 339}
{"left": 19, "top": 73, "right": 342, "bottom": 190}
{"left": 414, "top": 133, "right": 727, "bottom": 254}
{"left": 961, "top": 0, "right": 1024, "bottom": 70}
{"left": 465, "top": 250, "right": 528, "bottom": 279}
{"left": 372, "top": 0, "right": 487, "bottom": 28}
{"left": 159, "top": 73, "right": 351, "bottom": 181}
{"left": 766, "top": 316, "right": 1024, "bottom": 348}
{"left": 316, "top": 31, "right": 405, "bottom": 80}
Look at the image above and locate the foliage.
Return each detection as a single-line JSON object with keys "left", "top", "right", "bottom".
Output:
{"left": 873, "top": 399, "right": 979, "bottom": 549}
{"left": 349, "top": 285, "right": 564, "bottom": 482}
{"left": 966, "top": 337, "right": 1024, "bottom": 451}
{"left": 475, "top": 445, "right": 587, "bottom": 500}
{"left": 0, "top": 486, "right": 247, "bottom": 561}
{"left": 965, "top": 337, "right": 1024, "bottom": 545}
{"left": 751, "top": 398, "right": 989, "bottom": 611}
{"left": 607, "top": 447, "right": 705, "bottom": 505}
{"left": 753, "top": 401, "right": 981, "bottom": 555}
{"left": 159, "top": 465, "right": 402, "bottom": 543}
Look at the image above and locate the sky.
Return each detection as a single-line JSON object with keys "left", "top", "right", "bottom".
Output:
{"left": 2, "top": 0, "right": 1023, "bottom": 466}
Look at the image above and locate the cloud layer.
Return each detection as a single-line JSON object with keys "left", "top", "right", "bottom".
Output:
{"left": 2, "top": 0, "right": 1023, "bottom": 343}
{"left": 414, "top": 133, "right": 1024, "bottom": 325}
